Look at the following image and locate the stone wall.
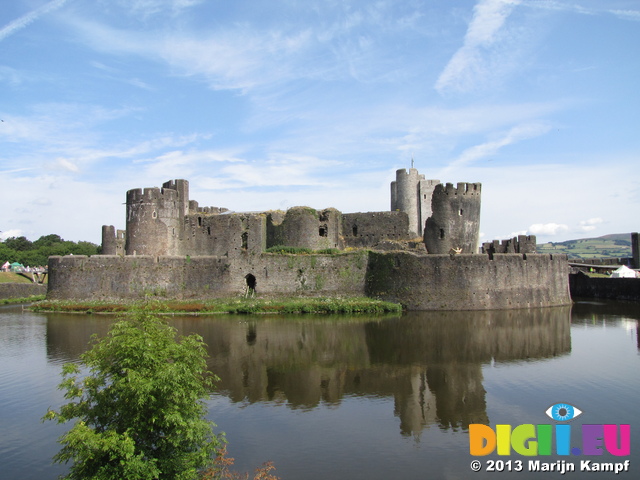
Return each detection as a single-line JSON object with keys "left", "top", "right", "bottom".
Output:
{"left": 48, "top": 251, "right": 572, "bottom": 310}
{"left": 365, "top": 252, "right": 570, "bottom": 310}
{"left": 424, "top": 182, "right": 481, "bottom": 254}
{"left": 266, "top": 207, "right": 341, "bottom": 250}
{"left": 47, "top": 252, "right": 369, "bottom": 301}
{"left": 0, "top": 283, "right": 47, "bottom": 299}
{"left": 482, "top": 235, "right": 537, "bottom": 254}
{"left": 341, "top": 211, "right": 411, "bottom": 248}
{"left": 569, "top": 272, "right": 640, "bottom": 301}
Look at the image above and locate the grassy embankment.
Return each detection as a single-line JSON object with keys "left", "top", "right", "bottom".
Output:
{"left": 0, "top": 272, "right": 46, "bottom": 304}
{"left": 31, "top": 297, "right": 403, "bottom": 315}
{"left": 0, "top": 272, "right": 34, "bottom": 284}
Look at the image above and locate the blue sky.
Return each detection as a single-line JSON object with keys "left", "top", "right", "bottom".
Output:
{"left": 1, "top": 0, "right": 639, "bottom": 245}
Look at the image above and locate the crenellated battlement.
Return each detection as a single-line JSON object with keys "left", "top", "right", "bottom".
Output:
{"left": 436, "top": 182, "right": 482, "bottom": 196}
{"left": 196, "top": 206, "right": 229, "bottom": 214}
{"left": 424, "top": 181, "right": 482, "bottom": 254}
{"left": 126, "top": 186, "right": 179, "bottom": 204}
{"left": 482, "top": 235, "right": 537, "bottom": 255}
{"left": 395, "top": 168, "right": 426, "bottom": 180}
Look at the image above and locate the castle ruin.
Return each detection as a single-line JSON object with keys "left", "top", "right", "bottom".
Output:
{"left": 102, "top": 168, "right": 482, "bottom": 257}
{"left": 48, "top": 168, "right": 572, "bottom": 310}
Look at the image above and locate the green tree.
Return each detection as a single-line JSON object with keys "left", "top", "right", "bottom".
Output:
{"left": 33, "top": 234, "right": 64, "bottom": 248}
{"left": 4, "top": 235, "right": 33, "bottom": 251}
{"left": 44, "top": 310, "right": 223, "bottom": 480}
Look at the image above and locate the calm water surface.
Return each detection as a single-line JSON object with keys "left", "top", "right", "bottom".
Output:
{"left": 1, "top": 300, "right": 638, "bottom": 479}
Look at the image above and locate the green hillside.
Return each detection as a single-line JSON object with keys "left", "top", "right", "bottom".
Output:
{"left": 537, "top": 233, "right": 633, "bottom": 259}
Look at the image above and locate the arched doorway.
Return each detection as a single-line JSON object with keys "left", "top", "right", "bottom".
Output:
{"left": 245, "top": 273, "right": 256, "bottom": 297}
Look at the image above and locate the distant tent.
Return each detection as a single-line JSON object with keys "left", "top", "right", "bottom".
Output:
{"left": 1, "top": 261, "right": 10, "bottom": 271}
{"left": 10, "top": 262, "right": 24, "bottom": 272}
{"left": 611, "top": 265, "right": 637, "bottom": 278}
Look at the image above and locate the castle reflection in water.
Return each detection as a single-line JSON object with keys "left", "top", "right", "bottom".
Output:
{"left": 45, "top": 307, "right": 572, "bottom": 438}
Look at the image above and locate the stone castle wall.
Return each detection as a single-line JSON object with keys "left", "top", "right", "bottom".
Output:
{"left": 0, "top": 283, "right": 47, "bottom": 299}
{"left": 423, "top": 182, "right": 482, "bottom": 254}
{"left": 341, "top": 211, "right": 410, "bottom": 248}
{"left": 104, "top": 172, "right": 485, "bottom": 258}
{"left": 47, "top": 252, "right": 370, "bottom": 301}
{"left": 365, "top": 252, "right": 570, "bottom": 310}
{"left": 482, "top": 235, "right": 537, "bottom": 255}
{"left": 48, "top": 252, "right": 571, "bottom": 310}
{"left": 570, "top": 272, "right": 640, "bottom": 301}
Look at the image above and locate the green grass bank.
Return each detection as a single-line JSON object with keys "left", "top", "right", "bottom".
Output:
{"left": 31, "top": 296, "right": 403, "bottom": 315}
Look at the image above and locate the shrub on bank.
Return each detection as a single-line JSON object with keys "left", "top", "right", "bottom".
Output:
{"left": 43, "top": 309, "right": 223, "bottom": 480}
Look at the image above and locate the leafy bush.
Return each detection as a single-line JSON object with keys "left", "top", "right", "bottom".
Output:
{"left": 44, "top": 309, "right": 223, "bottom": 480}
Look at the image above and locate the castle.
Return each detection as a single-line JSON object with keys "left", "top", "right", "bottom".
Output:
{"left": 47, "top": 168, "right": 571, "bottom": 310}
{"left": 101, "top": 169, "right": 483, "bottom": 257}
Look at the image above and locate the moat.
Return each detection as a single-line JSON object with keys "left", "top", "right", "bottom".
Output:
{"left": 1, "top": 301, "right": 638, "bottom": 479}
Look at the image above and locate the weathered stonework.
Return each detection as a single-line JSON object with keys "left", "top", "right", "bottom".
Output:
{"left": 423, "top": 182, "right": 482, "bottom": 254}
{"left": 47, "top": 168, "right": 572, "bottom": 310}
{"left": 48, "top": 251, "right": 571, "bottom": 310}
{"left": 0, "top": 283, "right": 46, "bottom": 299}
{"left": 482, "top": 235, "right": 538, "bottom": 255}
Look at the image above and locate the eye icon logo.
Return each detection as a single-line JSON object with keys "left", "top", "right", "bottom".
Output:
{"left": 545, "top": 403, "right": 582, "bottom": 422}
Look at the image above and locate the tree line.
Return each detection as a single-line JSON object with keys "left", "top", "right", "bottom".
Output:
{"left": 0, "top": 234, "right": 100, "bottom": 267}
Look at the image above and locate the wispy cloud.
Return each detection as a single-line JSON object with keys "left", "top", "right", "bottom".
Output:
{"left": 521, "top": 1, "right": 640, "bottom": 21}
{"left": 116, "top": 0, "right": 204, "bottom": 18}
{"left": 0, "top": 0, "right": 69, "bottom": 42}
{"left": 439, "top": 122, "right": 551, "bottom": 176}
{"left": 435, "top": 0, "right": 521, "bottom": 94}
{"left": 610, "top": 9, "right": 640, "bottom": 21}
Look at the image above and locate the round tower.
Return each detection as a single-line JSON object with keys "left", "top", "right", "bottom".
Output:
{"left": 424, "top": 182, "right": 481, "bottom": 254}
{"left": 101, "top": 225, "right": 117, "bottom": 255}
{"left": 391, "top": 168, "right": 423, "bottom": 237}
{"left": 125, "top": 184, "right": 185, "bottom": 256}
{"left": 280, "top": 207, "right": 323, "bottom": 249}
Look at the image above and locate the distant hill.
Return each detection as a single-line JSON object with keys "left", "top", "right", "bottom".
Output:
{"left": 537, "top": 233, "right": 633, "bottom": 259}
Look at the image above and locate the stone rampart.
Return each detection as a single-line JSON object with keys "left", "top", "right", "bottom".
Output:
{"left": 48, "top": 252, "right": 571, "bottom": 310}
{"left": 47, "top": 252, "right": 369, "bottom": 301}
{"left": 0, "top": 283, "right": 47, "bottom": 299}
{"left": 569, "top": 272, "right": 640, "bottom": 301}
{"left": 482, "top": 235, "right": 537, "bottom": 254}
{"left": 365, "top": 252, "right": 570, "bottom": 310}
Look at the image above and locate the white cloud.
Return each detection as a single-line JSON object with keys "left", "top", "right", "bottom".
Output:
{"left": 54, "top": 157, "right": 80, "bottom": 173}
{"left": 522, "top": 1, "right": 640, "bottom": 22}
{"left": 114, "top": 0, "right": 204, "bottom": 18}
{"left": 578, "top": 217, "right": 603, "bottom": 232}
{"left": 435, "top": 0, "right": 522, "bottom": 94}
{"left": 0, "top": 229, "right": 23, "bottom": 241}
{"left": 610, "top": 9, "right": 640, "bottom": 21}
{"left": 0, "top": 0, "right": 69, "bottom": 42}
{"left": 528, "top": 223, "right": 569, "bottom": 236}
{"left": 438, "top": 122, "right": 551, "bottom": 177}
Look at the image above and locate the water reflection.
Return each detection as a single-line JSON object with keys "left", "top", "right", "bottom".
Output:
{"left": 45, "top": 307, "right": 571, "bottom": 437}
{"left": 571, "top": 300, "right": 640, "bottom": 351}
